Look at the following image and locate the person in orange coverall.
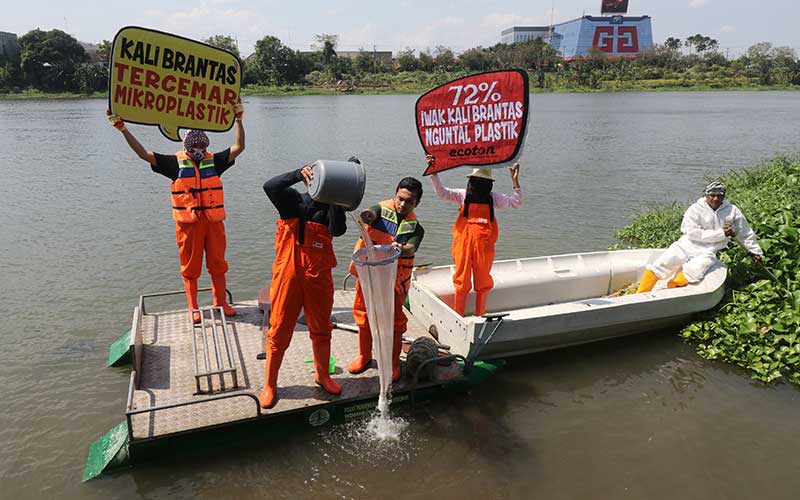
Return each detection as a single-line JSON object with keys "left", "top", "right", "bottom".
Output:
{"left": 347, "top": 178, "right": 425, "bottom": 382}
{"left": 106, "top": 104, "right": 244, "bottom": 323}
{"left": 427, "top": 154, "right": 521, "bottom": 317}
{"left": 258, "top": 163, "right": 349, "bottom": 409}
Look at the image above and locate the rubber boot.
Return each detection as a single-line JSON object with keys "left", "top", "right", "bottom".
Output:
{"left": 453, "top": 292, "right": 467, "bottom": 316}
{"left": 635, "top": 269, "right": 659, "bottom": 293}
{"left": 312, "top": 338, "right": 341, "bottom": 395}
{"left": 183, "top": 277, "right": 201, "bottom": 324}
{"left": 347, "top": 327, "right": 373, "bottom": 374}
{"left": 391, "top": 332, "right": 402, "bottom": 382}
{"left": 475, "top": 291, "right": 489, "bottom": 317}
{"left": 210, "top": 273, "right": 236, "bottom": 316}
{"left": 668, "top": 272, "right": 690, "bottom": 289}
{"left": 257, "top": 349, "right": 284, "bottom": 409}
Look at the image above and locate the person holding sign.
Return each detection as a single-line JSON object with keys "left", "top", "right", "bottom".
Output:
{"left": 258, "top": 164, "right": 349, "bottom": 408}
{"left": 106, "top": 102, "right": 245, "bottom": 323}
{"left": 427, "top": 154, "right": 521, "bottom": 317}
{"left": 347, "top": 178, "right": 425, "bottom": 381}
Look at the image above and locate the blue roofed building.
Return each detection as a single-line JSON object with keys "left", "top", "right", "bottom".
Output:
{"left": 502, "top": 15, "right": 653, "bottom": 60}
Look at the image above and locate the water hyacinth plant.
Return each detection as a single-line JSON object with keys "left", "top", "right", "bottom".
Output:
{"left": 613, "top": 156, "right": 800, "bottom": 385}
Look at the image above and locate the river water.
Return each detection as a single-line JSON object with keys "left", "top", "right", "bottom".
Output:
{"left": 1, "top": 91, "right": 799, "bottom": 499}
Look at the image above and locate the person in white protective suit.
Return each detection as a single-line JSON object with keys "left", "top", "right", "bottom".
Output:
{"left": 636, "top": 181, "right": 764, "bottom": 293}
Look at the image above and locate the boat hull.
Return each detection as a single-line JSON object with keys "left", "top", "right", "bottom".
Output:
{"left": 408, "top": 249, "right": 727, "bottom": 359}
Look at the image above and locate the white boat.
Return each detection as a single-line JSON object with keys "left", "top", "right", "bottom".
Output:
{"left": 407, "top": 249, "right": 727, "bottom": 359}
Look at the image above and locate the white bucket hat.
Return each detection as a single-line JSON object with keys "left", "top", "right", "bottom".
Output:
{"left": 466, "top": 168, "right": 495, "bottom": 181}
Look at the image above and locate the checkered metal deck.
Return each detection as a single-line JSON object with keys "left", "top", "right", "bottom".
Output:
{"left": 129, "top": 290, "right": 458, "bottom": 440}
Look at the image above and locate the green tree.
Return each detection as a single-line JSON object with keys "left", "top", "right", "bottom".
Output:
{"left": 396, "top": 48, "right": 417, "bottom": 71}
{"left": 0, "top": 38, "right": 22, "bottom": 91}
{"left": 97, "top": 39, "right": 112, "bottom": 63}
{"left": 252, "top": 35, "right": 310, "bottom": 85}
{"left": 0, "top": 65, "right": 15, "bottom": 91}
{"left": 433, "top": 45, "right": 455, "bottom": 71}
{"left": 203, "top": 35, "right": 240, "bottom": 59}
{"left": 685, "top": 34, "right": 706, "bottom": 53}
{"left": 685, "top": 34, "right": 717, "bottom": 54}
{"left": 418, "top": 51, "right": 434, "bottom": 71}
{"left": 74, "top": 62, "right": 107, "bottom": 93}
{"left": 664, "top": 37, "right": 682, "bottom": 51}
{"left": 313, "top": 33, "right": 339, "bottom": 80}
{"left": 314, "top": 34, "right": 338, "bottom": 66}
{"left": 18, "top": 29, "right": 88, "bottom": 91}
{"left": 355, "top": 49, "right": 375, "bottom": 73}
{"left": 746, "top": 41, "right": 773, "bottom": 59}
{"left": 458, "top": 47, "right": 492, "bottom": 71}
{"left": 745, "top": 42, "right": 774, "bottom": 84}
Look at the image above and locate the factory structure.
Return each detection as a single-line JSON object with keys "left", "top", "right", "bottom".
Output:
{"left": 501, "top": 1, "right": 653, "bottom": 60}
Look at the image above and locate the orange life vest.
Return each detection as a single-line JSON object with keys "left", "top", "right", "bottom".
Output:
{"left": 350, "top": 199, "right": 418, "bottom": 295}
{"left": 170, "top": 151, "right": 226, "bottom": 223}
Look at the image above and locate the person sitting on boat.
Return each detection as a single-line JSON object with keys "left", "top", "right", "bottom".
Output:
{"left": 106, "top": 105, "right": 244, "bottom": 323}
{"left": 636, "top": 181, "right": 763, "bottom": 293}
{"left": 347, "top": 178, "right": 425, "bottom": 381}
{"left": 259, "top": 164, "right": 349, "bottom": 409}
{"left": 427, "top": 155, "right": 522, "bottom": 317}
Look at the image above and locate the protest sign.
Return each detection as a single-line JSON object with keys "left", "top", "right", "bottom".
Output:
{"left": 108, "top": 26, "right": 241, "bottom": 141}
{"left": 416, "top": 69, "right": 529, "bottom": 176}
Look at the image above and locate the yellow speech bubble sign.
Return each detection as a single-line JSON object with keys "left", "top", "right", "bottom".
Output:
{"left": 108, "top": 26, "right": 241, "bottom": 141}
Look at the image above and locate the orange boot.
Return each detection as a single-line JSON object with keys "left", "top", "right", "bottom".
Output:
{"left": 453, "top": 292, "right": 467, "bottom": 316}
{"left": 258, "top": 350, "right": 284, "bottom": 409}
{"left": 475, "top": 291, "right": 489, "bottom": 317}
{"left": 347, "top": 327, "right": 373, "bottom": 374}
{"left": 312, "top": 337, "right": 341, "bottom": 395}
{"left": 635, "top": 269, "right": 659, "bottom": 293}
{"left": 391, "top": 331, "right": 403, "bottom": 382}
{"left": 183, "top": 277, "right": 201, "bottom": 324}
{"left": 668, "top": 272, "right": 690, "bottom": 288}
{"left": 211, "top": 273, "right": 236, "bottom": 317}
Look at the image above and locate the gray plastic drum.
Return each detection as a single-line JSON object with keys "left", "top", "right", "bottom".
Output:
{"left": 308, "top": 159, "right": 367, "bottom": 211}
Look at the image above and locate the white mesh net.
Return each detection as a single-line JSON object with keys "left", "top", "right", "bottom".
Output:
{"left": 352, "top": 237, "right": 400, "bottom": 413}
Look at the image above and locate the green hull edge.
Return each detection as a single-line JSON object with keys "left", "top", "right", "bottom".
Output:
{"left": 85, "top": 360, "right": 501, "bottom": 479}
{"left": 107, "top": 329, "right": 131, "bottom": 367}
{"left": 82, "top": 421, "right": 131, "bottom": 482}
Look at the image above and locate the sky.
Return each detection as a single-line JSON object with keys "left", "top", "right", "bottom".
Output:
{"left": 1, "top": 0, "right": 798, "bottom": 58}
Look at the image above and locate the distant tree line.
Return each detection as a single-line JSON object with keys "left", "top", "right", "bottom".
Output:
{"left": 1, "top": 29, "right": 799, "bottom": 93}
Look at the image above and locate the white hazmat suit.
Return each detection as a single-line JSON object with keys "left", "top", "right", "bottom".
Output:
{"left": 648, "top": 197, "right": 763, "bottom": 283}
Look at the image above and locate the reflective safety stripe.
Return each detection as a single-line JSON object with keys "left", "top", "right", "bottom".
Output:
{"left": 171, "top": 186, "right": 223, "bottom": 195}
{"left": 380, "top": 206, "right": 398, "bottom": 224}
{"left": 397, "top": 220, "right": 417, "bottom": 235}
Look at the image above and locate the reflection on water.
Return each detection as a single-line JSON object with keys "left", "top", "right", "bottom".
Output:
{"left": 2, "top": 92, "right": 800, "bottom": 499}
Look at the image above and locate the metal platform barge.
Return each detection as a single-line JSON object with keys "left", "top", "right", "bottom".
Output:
{"left": 84, "top": 288, "right": 500, "bottom": 480}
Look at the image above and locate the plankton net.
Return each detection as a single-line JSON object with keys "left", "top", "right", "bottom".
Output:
{"left": 352, "top": 243, "right": 401, "bottom": 412}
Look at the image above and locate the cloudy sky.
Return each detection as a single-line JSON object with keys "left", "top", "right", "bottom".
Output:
{"left": 2, "top": 0, "right": 797, "bottom": 57}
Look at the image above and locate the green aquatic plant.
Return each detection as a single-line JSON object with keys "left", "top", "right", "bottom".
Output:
{"left": 614, "top": 156, "right": 800, "bottom": 385}
{"left": 610, "top": 201, "right": 685, "bottom": 250}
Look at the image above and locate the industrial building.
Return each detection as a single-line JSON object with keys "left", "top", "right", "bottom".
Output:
{"left": 0, "top": 31, "right": 20, "bottom": 62}
{"left": 502, "top": 15, "right": 653, "bottom": 59}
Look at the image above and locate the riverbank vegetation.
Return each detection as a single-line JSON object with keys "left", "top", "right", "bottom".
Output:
{"left": 613, "top": 156, "right": 800, "bottom": 385}
{"left": 2, "top": 29, "right": 799, "bottom": 98}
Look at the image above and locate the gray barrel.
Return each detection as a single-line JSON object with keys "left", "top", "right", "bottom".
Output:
{"left": 308, "top": 159, "right": 366, "bottom": 211}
